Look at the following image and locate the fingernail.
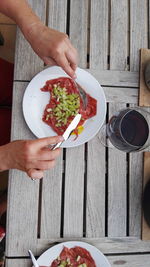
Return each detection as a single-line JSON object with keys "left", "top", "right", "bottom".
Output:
{"left": 73, "top": 74, "right": 77, "bottom": 79}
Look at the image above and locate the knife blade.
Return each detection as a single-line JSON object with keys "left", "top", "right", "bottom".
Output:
{"left": 28, "top": 250, "right": 39, "bottom": 267}
{"left": 51, "top": 113, "right": 81, "bottom": 150}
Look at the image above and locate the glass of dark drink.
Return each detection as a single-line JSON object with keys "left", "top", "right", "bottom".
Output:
{"left": 99, "top": 108, "right": 150, "bottom": 152}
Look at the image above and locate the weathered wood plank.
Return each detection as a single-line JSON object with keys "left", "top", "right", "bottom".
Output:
{"left": 86, "top": 0, "right": 108, "bottom": 238}
{"left": 39, "top": 161, "right": 63, "bottom": 239}
{"left": 86, "top": 131, "right": 105, "bottom": 237}
{"left": 14, "top": 0, "right": 46, "bottom": 81}
{"left": 63, "top": 0, "right": 88, "bottom": 237}
{"left": 130, "top": 0, "right": 148, "bottom": 71}
{"left": 107, "top": 254, "right": 150, "bottom": 267}
{"left": 14, "top": 68, "right": 139, "bottom": 88}
{"left": 63, "top": 146, "right": 85, "bottom": 237}
{"left": 69, "top": 0, "right": 88, "bottom": 67}
{"left": 129, "top": 104, "right": 143, "bottom": 237}
{"left": 108, "top": 103, "right": 127, "bottom": 237}
{"left": 87, "top": 70, "right": 138, "bottom": 87}
{"left": 5, "top": 259, "right": 31, "bottom": 267}
{"left": 129, "top": 152, "right": 143, "bottom": 237}
{"left": 110, "top": 0, "right": 128, "bottom": 70}
{"left": 36, "top": 237, "right": 150, "bottom": 255}
{"left": 6, "top": 82, "right": 40, "bottom": 257}
{"left": 129, "top": 0, "right": 148, "bottom": 236}
{"left": 48, "top": 0, "right": 67, "bottom": 31}
{"left": 40, "top": 0, "right": 67, "bottom": 239}
{"left": 108, "top": 0, "right": 128, "bottom": 237}
{"left": 90, "top": 0, "right": 108, "bottom": 69}
{"left": 104, "top": 86, "right": 138, "bottom": 104}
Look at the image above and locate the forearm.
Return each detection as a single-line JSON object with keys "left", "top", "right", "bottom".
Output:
{"left": 0, "top": 0, "right": 42, "bottom": 39}
{"left": 0, "top": 0, "right": 78, "bottom": 78}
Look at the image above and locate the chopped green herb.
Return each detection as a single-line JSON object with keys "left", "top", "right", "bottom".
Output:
{"left": 50, "top": 85, "right": 80, "bottom": 126}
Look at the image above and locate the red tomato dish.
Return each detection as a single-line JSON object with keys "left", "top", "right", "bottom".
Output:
{"left": 50, "top": 246, "right": 96, "bottom": 267}
{"left": 41, "top": 77, "right": 97, "bottom": 136}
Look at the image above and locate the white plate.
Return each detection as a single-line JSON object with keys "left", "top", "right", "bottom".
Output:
{"left": 23, "top": 66, "right": 106, "bottom": 147}
{"left": 37, "top": 241, "right": 111, "bottom": 266}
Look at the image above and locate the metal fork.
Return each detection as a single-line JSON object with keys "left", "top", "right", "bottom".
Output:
{"left": 74, "top": 80, "right": 88, "bottom": 110}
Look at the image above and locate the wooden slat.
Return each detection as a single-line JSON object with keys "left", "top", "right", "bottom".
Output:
{"left": 108, "top": 103, "right": 127, "bottom": 237}
{"left": 5, "top": 259, "right": 31, "bottom": 267}
{"left": 129, "top": 152, "right": 143, "bottom": 237}
{"left": 48, "top": 0, "right": 67, "bottom": 31}
{"left": 128, "top": 104, "right": 143, "bottom": 237}
{"left": 104, "top": 87, "right": 138, "bottom": 104}
{"left": 86, "top": 131, "right": 105, "bottom": 237}
{"left": 69, "top": 0, "right": 88, "bottom": 67}
{"left": 63, "top": 0, "right": 88, "bottom": 237}
{"left": 107, "top": 254, "right": 150, "bottom": 267}
{"left": 110, "top": 0, "right": 128, "bottom": 70}
{"left": 40, "top": 161, "right": 63, "bottom": 239}
{"left": 64, "top": 146, "right": 85, "bottom": 237}
{"left": 88, "top": 69, "right": 138, "bottom": 87}
{"left": 40, "top": 0, "right": 67, "bottom": 239}
{"left": 6, "top": 82, "right": 40, "bottom": 257}
{"left": 86, "top": 0, "right": 108, "bottom": 238}
{"left": 90, "top": 0, "right": 108, "bottom": 70}
{"left": 36, "top": 237, "right": 150, "bottom": 255}
{"left": 108, "top": 1, "right": 128, "bottom": 237}
{"left": 129, "top": 0, "right": 148, "bottom": 237}
{"left": 14, "top": 0, "right": 46, "bottom": 81}
{"left": 130, "top": 0, "right": 148, "bottom": 72}
{"left": 14, "top": 68, "right": 139, "bottom": 87}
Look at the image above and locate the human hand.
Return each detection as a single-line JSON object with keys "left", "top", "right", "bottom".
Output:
{"left": 26, "top": 22, "right": 78, "bottom": 79}
{"left": 0, "top": 136, "right": 64, "bottom": 179}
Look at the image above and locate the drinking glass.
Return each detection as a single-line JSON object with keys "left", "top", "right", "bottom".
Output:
{"left": 99, "top": 107, "right": 150, "bottom": 152}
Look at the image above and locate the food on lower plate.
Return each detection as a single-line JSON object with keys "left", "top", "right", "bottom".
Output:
{"left": 41, "top": 77, "right": 97, "bottom": 137}
{"left": 50, "top": 246, "right": 96, "bottom": 267}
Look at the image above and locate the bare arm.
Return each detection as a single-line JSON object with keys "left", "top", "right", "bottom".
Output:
{"left": 0, "top": 0, "right": 39, "bottom": 31}
{"left": 0, "top": 0, "right": 78, "bottom": 78}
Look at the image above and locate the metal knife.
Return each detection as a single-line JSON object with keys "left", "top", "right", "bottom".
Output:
{"left": 28, "top": 250, "right": 39, "bottom": 267}
{"left": 51, "top": 113, "right": 82, "bottom": 150}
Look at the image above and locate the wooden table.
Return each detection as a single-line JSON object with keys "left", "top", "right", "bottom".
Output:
{"left": 5, "top": 1, "right": 150, "bottom": 266}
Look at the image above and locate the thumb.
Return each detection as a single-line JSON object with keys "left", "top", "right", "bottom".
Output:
{"left": 27, "top": 169, "right": 44, "bottom": 179}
